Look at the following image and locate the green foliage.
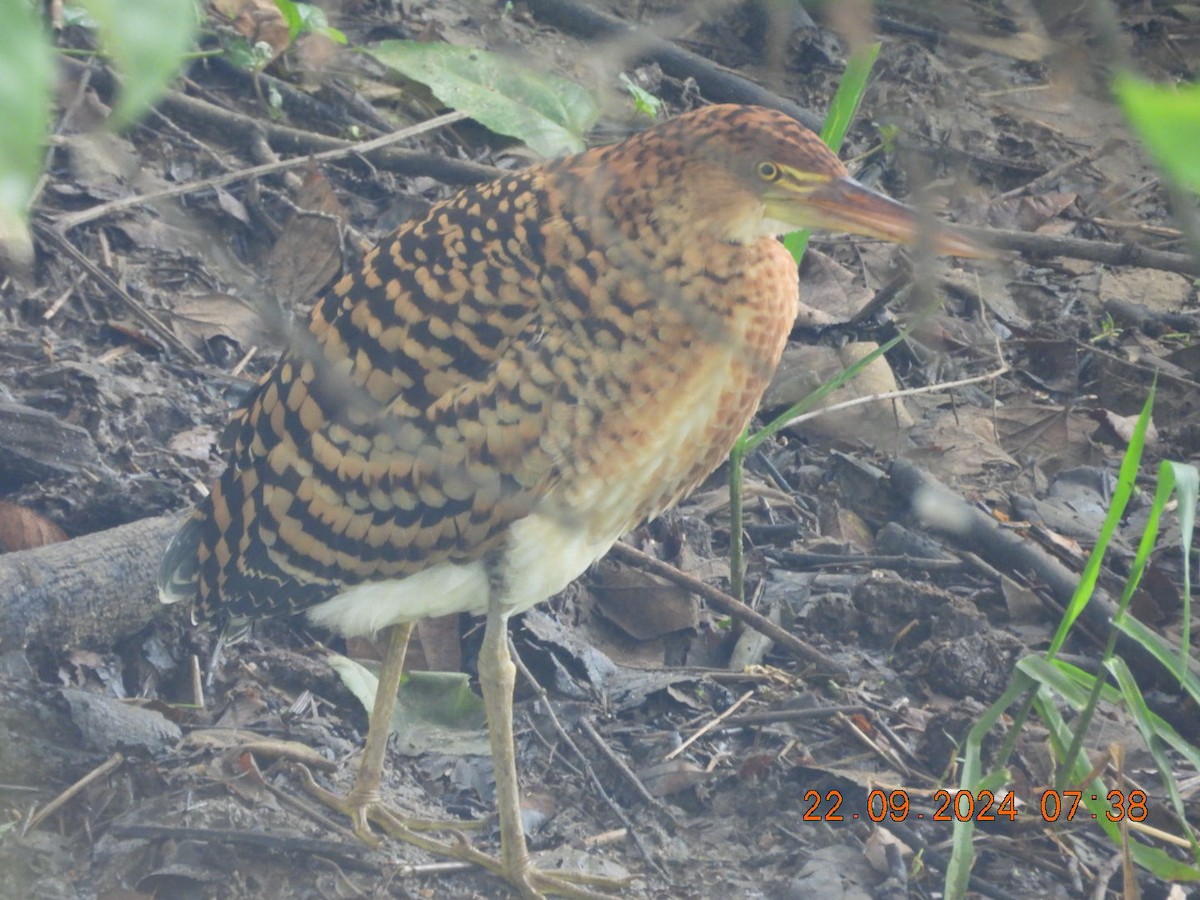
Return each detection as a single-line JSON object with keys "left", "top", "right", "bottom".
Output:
{"left": 619, "top": 72, "right": 663, "bottom": 119}
{"left": 366, "top": 40, "right": 600, "bottom": 158}
{"left": 274, "top": 0, "right": 346, "bottom": 45}
{"left": 327, "top": 655, "right": 489, "bottom": 756}
{"left": 1115, "top": 73, "right": 1200, "bottom": 193}
{"left": 79, "top": 0, "right": 199, "bottom": 130}
{"left": 223, "top": 38, "right": 278, "bottom": 73}
{"left": 782, "top": 41, "right": 880, "bottom": 263}
{"left": 221, "top": 1, "right": 344, "bottom": 73}
{"left": 1090, "top": 311, "right": 1122, "bottom": 342}
{"left": 945, "top": 387, "right": 1200, "bottom": 898}
{"left": 0, "top": 0, "right": 197, "bottom": 252}
{"left": 875, "top": 121, "right": 899, "bottom": 154}
{"left": 0, "top": 0, "right": 55, "bottom": 251}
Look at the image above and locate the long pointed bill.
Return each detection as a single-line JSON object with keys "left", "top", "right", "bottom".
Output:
{"left": 796, "top": 176, "right": 987, "bottom": 258}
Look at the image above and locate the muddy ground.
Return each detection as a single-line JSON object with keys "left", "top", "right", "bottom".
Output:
{"left": 1, "top": 1, "right": 1199, "bottom": 898}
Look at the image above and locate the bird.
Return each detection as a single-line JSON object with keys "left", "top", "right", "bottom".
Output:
{"left": 159, "top": 103, "right": 980, "bottom": 898}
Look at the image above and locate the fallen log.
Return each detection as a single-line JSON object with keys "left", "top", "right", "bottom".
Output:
{"left": 0, "top": 513, "right": 180, "bottom": 653}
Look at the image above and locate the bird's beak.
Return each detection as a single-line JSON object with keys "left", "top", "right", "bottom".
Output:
{"left": 773, "top": 175, "right": 987, "bottom": 258}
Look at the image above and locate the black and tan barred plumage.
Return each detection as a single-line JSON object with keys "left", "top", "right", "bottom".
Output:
{"left": 157, "top": 104, "right": 980, "bottom": 896}
{"left": 159, "top": 104, "right": 851, "bottom": 626}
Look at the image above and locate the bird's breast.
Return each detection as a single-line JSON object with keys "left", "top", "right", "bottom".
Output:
{"left": 542, "top": 236, "right": 799, "bottom": 541}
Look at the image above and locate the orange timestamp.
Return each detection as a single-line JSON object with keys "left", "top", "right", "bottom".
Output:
{"left": 801, "top": 788, "right": 1149, "bottom": 823}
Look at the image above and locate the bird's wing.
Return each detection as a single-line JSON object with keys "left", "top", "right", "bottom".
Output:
{"left": 160, "top": 171, "right": 589, "bottom": 620}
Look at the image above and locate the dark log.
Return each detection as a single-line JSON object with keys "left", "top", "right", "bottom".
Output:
{"left": 522, "top": 0, "right": 823, "bottom": 132}
{"left": 888, "top": 459, "right": 1161, "bottom": 675}
{"left": 0, "top": 513, "right": 179, "bottom": 653}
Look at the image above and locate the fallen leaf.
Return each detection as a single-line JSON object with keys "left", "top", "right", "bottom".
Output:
{"left": 591, "top": 559, "right": 698, "bottom": 640}
{"left": 328, "top": 655, "right": 490, "bottom": 756}
{"left": 367, "top": 40, "right": 600, "bottom": 157}
{"left": 1097, "top": 409, "right": 1158, "bottom": 447}
{"left": 0, "top": 501, "right": 66, "bottom": 552}
{"left": 265, "top": 167, "right": 347, "bottom": 312}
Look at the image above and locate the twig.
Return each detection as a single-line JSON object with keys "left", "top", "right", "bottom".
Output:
{"left": 33, "top": 224, "right": 202, "bottom": 362}
{"left": 993, "top": 142, "right": 1110, "bottom": 201}
{"left": 52, "top": 110, "right": 471, "bottom": 233}
{"left": 608, "top": 542, "right": 847, "bottom": 676}
{"left": 664, "top": 689, "right": 754, "bottom": 761}
{"left": 1073, "top": 337, "right": 1200, "bottom": 394}
{"left": 777, "top": 357, "right": 1009, "bottom": 432}
{"left": 25, "top": 752, "right": 124, "bottom": 834}
{"left": 507, "top": 637, "right": 667, "bottom": 877}
{"left": 720, "top": 704, "right": 866, "bottom": 729}
{"left": 834, "top": 712, "right": 912, "bottom": 779}
{"left": 190, "top": 653, "right": 205, "bottom": 709}
{"left": 960, "top": 224, "right": 1200, "bottom": 276}
{"left": 576, "top": 717, "right": 671, "bottom": 816}
{"left": 108, "top": 822, "right": 373, "bottom": 858}
{"left": 1090, "top": 217, "right": 1182, "bottom": 240}
{"left": 767, "top": 551, "right": 961, "bottom": 572}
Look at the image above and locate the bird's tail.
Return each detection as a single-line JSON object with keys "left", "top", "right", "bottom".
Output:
{"left": 158, "top": 508, "right": 205, "bottom": 605}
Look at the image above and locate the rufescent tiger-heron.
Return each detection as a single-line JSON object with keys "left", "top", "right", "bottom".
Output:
{"left": 160, "top": 104, "right": 981, "bottom": 898}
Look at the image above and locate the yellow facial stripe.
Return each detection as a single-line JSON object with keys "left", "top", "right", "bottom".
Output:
{"left": 777, "top": 165, "right": 831, "bottom": 186}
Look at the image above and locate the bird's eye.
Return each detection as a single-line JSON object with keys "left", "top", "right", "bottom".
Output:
{"left": 756, "top": 161, "right": 780, "bottom": 182}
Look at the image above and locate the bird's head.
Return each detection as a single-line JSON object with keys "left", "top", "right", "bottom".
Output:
{"left": 642, "top": 104, "right": 982, "bottom": 256}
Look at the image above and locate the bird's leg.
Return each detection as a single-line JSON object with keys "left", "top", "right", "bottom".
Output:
{"left": 476, "top": 599, "right": 629, "bottom": 899}
{"left": 300, "top": 615, "right": 626, "bottom": 897}
{"left": 341, "top": 620, "right": 411, "bottom": 831}
{"left": 477, "top": 603, "right": 531, "bottom": 879}
{"left": 298, "top": 622, "right": 462, "bottom": 841}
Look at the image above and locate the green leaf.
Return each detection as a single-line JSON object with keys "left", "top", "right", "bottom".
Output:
{"left": 1164, "top": 460, "right": 1198, "bottom": 670}
{"left": 0, "top": 0, "right": 54, "bottom": 256}
{"left": 366, "top": 40, "right": 599, "bottom": 157}
{"left": 294, "top": 2, "right": 346, "bottom": 44}
{"left": 782, "top": 41, "right": 880, "bottom": 265}
{"left": 81, "top": 0, "right": 199, "bottom": 130}
{"left": 820, "top": 42, "right": 881, "bottom": 154}
{"left": 1114, "top": 73, "right": 1200, "bottom": 193}
{"left": 388, "top": 670, "right": 489, "bottom": 756}
{"left": 619, "top": 72, "right": 662, "bottom": 119}
{"left": 273, "top": 0, "right": 303, "bottom": 42}
{"left": 1046, "top": 383, "right": 1154, "bottom": 658}
{"left": 224, "top": 37, "right": 275, "bottom": 72}
{"left": 1116, "top": 614, "right": 1200, "bottom": 706}
{"left": 327, "top": 655, "right": 490, "bottom": 757}
{"left": 1105, "top": 656, "right": 1200, "bottom": 855}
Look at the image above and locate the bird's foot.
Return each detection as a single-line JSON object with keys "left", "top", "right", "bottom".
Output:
{"left": 427, "top": 840, "right": 629, "bottom": 899}
{"left": 500, "top": 860, "right": 630, "bottom": 899}
{"left": 294, "top": 763, "right": 478, "bottom": 845}
{"left": 297, "top": 765, "right": 626, "bottom": 897}
{"left": 295, "top": 765, "right": 627, "bottom": 898}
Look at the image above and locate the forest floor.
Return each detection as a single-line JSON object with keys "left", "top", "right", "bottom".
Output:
{"left": 1, "top": 1, "right": 1198, "bottom": 898}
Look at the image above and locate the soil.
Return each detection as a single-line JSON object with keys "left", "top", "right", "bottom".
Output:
{"left": 1, "top": 1, "right": 1199, "bottom": 899}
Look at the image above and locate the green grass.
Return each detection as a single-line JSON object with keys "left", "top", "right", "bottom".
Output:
{"left": 945, "top": 384, "right": 1200, "bottom": 897}
{"left": 0, "top": 0, "right": 197, "bottom": 256}
{"left": 727, "top": 41, "right": 881, "bottom": 603}
{"left": 943, "top": 66, "right": 1200, "bottom": 900}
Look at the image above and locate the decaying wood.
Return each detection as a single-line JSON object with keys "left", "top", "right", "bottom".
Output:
{"left": 0, "top": 513, "right": 179, "bottom": 653}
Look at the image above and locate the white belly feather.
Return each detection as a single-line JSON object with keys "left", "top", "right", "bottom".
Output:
{"left": 305, "top": 513, "right": 621, "bottom": 638}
